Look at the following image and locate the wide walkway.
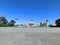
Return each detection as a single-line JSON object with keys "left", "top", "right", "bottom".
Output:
{"left": 0, "top": 27, "right": 60, "bottom": 45}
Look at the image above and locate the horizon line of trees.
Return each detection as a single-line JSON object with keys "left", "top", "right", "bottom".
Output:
{"left": 0, "top": 16, "right": 16, "bottom": 27}
{"left": 0, "top": 16, "right": 60, "bottom": 27}
{"left": 49, "top": 18, "right": 60, "bottom": 27}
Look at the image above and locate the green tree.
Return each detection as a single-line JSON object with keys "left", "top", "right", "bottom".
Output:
{"left": 0, "top": 16, "right": 8, "bottom": 24}
{"left": 8, "top": 20, "right": 16, "bottom": 26}
{"left": 55, "top": 18, "right": 60, "bottom": 27}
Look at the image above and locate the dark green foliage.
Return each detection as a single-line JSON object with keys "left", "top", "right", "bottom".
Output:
{"left": 0, "top": 17, "right": 8, "bottom": 27}
{"left": 0, "top": 24, "right": 8, "bottom": 27}
{"left": 8, "top": 20, "right": 16, "bottom": 26}
{"left": 49, "top": 18, "right": 60, "bottom": 27}
{"left": 55, "top": 18, "right": 60, "bottom": 27}
{"left": 0, "top": 17, "right": 16, "bottom": 27}
{"left": 0, "top": 17, "right": 8, "bottom": 24}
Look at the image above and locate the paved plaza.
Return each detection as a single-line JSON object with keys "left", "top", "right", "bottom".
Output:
{"left": 0, "top": 27, "right": 60, "bottom": 45}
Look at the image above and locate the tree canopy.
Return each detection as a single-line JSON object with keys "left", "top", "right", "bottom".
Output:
{"left": 0, "top": 17, "right": 8, "bottom": 24}
{"left": 8, "top": 20, "right": 16, "bottom": 26}
{"left": 55, "top": 18, "right": 60, "bottom": 27}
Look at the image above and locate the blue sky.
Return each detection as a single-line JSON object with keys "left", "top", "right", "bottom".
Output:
{"left": 0, "top": 0, "right": 60, "bottom": 25}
